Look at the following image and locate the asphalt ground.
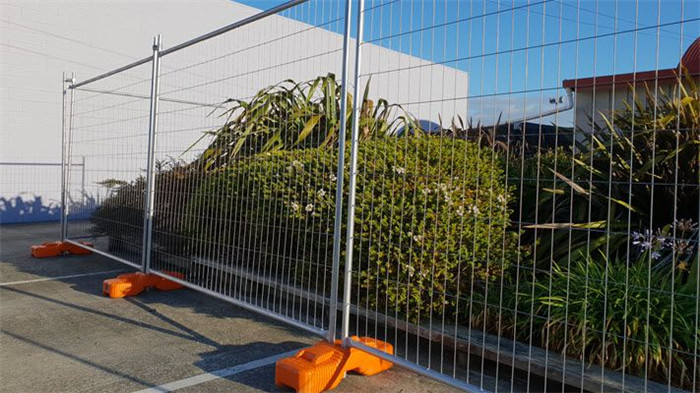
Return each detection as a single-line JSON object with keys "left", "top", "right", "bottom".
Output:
{"left": 1, "top": 222, "right": 515, "bottom": 393}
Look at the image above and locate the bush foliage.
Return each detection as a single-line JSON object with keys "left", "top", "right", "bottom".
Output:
{"left": 522, "top": 252, "right": 699, "bottom": 389}
{"left": 90, "top": 161, "right": 202, "bottom": 255}
{"left": 89, "top": 71, "right": 697, "bottom": 389}
{"left": 516, "top": 72, "right": 699, "bottom": 274}
{"left": 190, "top": 73, "right": 416, "bottom": 170}
{"left": 185, "top": 136, "right": 519, "bottom": 321}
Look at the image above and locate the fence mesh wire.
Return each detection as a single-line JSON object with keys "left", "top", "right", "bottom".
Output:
{"left": 345, "top": 1, "right": 699, "bottom": 392}
{"left": 0, "top": 162, "right": 84, "bottom": 224}
{"left": 146, "top": 0, "right": 350, "bottom": 334}
{"left": 65, "top": 62, "right": 153, "bottom": 267}
{"left": 62, "top": 0, "right": 699, "bottom": 391}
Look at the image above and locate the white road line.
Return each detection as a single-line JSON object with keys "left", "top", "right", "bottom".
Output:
{"left": 132, "top": 349, "right": 299, "bottom": 393}
{"left": 0, "top": 269, "right": 126, "bottom": 287}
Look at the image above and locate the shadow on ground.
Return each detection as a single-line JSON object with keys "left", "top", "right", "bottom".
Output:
{"left": 0, "top": 222, "right": 318, "bottom": 392}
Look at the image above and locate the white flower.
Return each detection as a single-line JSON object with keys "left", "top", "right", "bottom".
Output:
{"left": 305, "top": 203, "right": 314, "bottom": 213}
{"left": 468, "top": 204, "right": 480, "bottom": 215}
{"left": 329, "top": 173, "right": 337, "bottom": 182}
{"left": 632, "top": 229, "right": 653, "bottom": 250}
{"left": 317, "top": 189, "right": 326, "bottom": 198}
{"left": 290, "top": 202, "right": 300, "bottom": 212}
{"left": 405, "top": 264, "right": 415, "bottom": 277}
{"left": 413, "top": 235, "right": 424, "bottom": 243}
{"left": 292, "top": 160, "right": 303, "bottom": 169}
{"left": 675, "top": 218, "right": 697, "bottom": 233}
{"left": 631, "top": 231, "right": 643, "bottom": 243}
{"left": 392, "top": 165, "right": 405, "bottom": 175}
{"left": 456, "top": 207, "right": 464, "bottom": 217}
{"left": 497, "top": 194, "right": 507, "bottom": 204}
{"left": 639, "top": 241, "right": 652, "bottom": 250}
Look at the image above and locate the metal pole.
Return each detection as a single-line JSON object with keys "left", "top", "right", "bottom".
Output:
{"left": 142, "top": 35, "right": 162, "bottom": 273}
{"left": 340, "top": 0, "right": 365, "bottom": 346}
{"left": 62, "top": 73, "right": 76, "bottom": 241}
{"left": 327, "top": 0, "right": 355, "bottom": 343}
{"left": 70, "top": 0, "right": 307, "bottom": 89}
{"left": 81, "top": 156, "right": 86, "bottom": 205}
{"left": 60, "top": 72, "right": 67, "bottom": 242}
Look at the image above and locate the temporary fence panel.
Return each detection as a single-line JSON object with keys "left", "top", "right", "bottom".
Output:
{"left": 64, "top": 61, "right": 155, "bottom": 269}
{"left": 341, "top": 1, "right": 698, "bottom": 393}
{"left": 117, "top": 0, "right": 349, "bottom": 336}
{"left": 58, "top": 0, "right": 699, "bottom": 392}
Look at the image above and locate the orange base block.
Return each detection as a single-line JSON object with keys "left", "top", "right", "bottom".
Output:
{"left": 275, "top": 337, "right": 393, "bottom": 393}
{"left": 31, "top": 241, "right": 94, "bottom": 258}
{"left": 103, "top": 271, "right": 184, "bottom": 298}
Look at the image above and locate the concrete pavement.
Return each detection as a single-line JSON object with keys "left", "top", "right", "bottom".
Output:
{"left": 1, "top": 223, "right": 490, "bottom": 393}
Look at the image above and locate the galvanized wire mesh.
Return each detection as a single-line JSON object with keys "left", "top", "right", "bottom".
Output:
{"left": 65, "top": 63, "right": 153, "bottom": 269}
{"left": 61, "top": 0, "right": 699, "bottom": 391}
{"left": 145, "top": 0, "right": 350, "bottom": 335}
{"left": 343, "top": 1, "right": 699, "bottom": 392}
{"left": 0, "top": 161, "right": 83, "bottom": 224}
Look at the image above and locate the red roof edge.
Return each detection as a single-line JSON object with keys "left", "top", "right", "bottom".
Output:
{"left": 562, "top": 69, "right": 692, "bottom": 90}
{"left": 563, "top": 36, "right": 700, "bottom": 90}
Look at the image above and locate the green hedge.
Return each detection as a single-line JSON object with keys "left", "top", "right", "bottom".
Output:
{"left": 90, "top": 164, "right": 201, "bottom": 257}
{"left": 185, "top": 136, "right": 519, "bottom": 321}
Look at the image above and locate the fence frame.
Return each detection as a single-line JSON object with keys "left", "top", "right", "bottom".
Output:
{"left": 60, "top": 0, "right": 348, "bottom": 343}
{"left": 55, "top": 1, "right": 697, "bottom": 392}
{"left": 55, "top": 2, "right": 493, "bottom": 391}
{"left": 141, "top": 35, "right": 162, "bottom": 274}
{"left": 61, "top": 72, "right": 75, "bottom": 240}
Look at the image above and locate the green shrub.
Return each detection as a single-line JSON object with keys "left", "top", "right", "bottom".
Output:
{"left": 90, "top": 161, "right": 202, "bottom": 257}
{"left": 185, "top": 136, "right": 519, "bottom": 321}
{"left": 519, "top": 252, "right": 698, "bottom": 389}
{"left": 90, "top": 177, "right": 145, "bottom": 247}
{"left": 191, "top": 73, "right": 416, "bottom": 170}
{"left": 513, "top": 71, "right": 699, "bottom": 275}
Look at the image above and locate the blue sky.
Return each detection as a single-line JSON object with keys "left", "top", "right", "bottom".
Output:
{"left": 237, "top": 0, "right": 700, "bottom": 125}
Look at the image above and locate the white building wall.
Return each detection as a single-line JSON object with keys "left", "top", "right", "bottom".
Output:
{"left": 0, "top": 0, "right": 468, "bottom": 224}
{"left": 572, "top": 82, "right": 672, "bottom": 133}
{"left": 1, "top": 0, "right": 260, "bottom": 223}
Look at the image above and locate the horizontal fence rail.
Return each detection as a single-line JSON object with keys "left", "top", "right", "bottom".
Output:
{"left": 60, "top": 0, "right": 699, "bottom": 391}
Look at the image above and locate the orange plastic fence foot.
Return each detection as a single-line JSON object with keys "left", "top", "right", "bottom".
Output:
{"left": 151, "top": 271, "right": 185, "bottom": 291}
{"left": 275, "top": 337, "right": 393, "bottom": 393}
{"left": 344, "top": 337, "right": 394, "bottom": 376}
{"left": 63, "top": 242, "right": 93, "bottom": 255}
{"left": 31, "top": 241, "right": 93, "bottom": 258}
{"left": 102, "top": 271, "right": 184, "bottom": 298}
{"left": 103, "top": 272, "right": 148, "bottom": 298}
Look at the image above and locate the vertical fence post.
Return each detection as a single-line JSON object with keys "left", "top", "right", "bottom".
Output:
{"left": 81, "top": 156, "right": 86, "bottom": 205}
{"left": 60, "top": 72, "right": 68, "bottom": 242}
{"left": 142, "top": 35, "right": 162, "bottom": 273}
{"left": 340, "top": 0, "right": 365, "bottom": 346}
{"left": 327, "top": 0, "right": 355, "bottom": 343}
{"left": 61, "top": 72, "right": 76, "bottom": 242}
